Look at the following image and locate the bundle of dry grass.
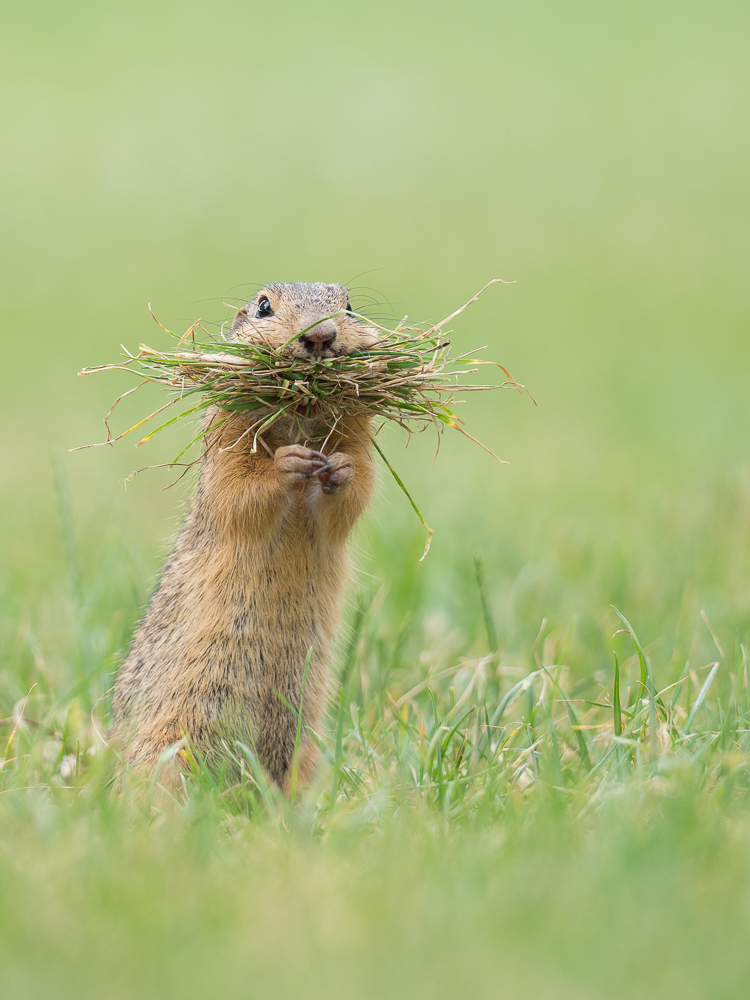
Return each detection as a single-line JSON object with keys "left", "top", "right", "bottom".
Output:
{"left": 76, "top": 280, "right": 529, "bottom": 554}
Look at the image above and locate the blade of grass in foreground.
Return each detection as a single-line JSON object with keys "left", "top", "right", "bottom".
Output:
{"left": 612, "top": 651, "right": 622, "bottom": 738}
{"left": 685, "top": 662, "right": 720, "bottom": 735}
{"left": 474, "top": 555, "right": 498, "bottom": 652}
{"left": 542, "top": 667, "right": 592, "bottom": 771}
{"left": 612, "top": 650, "right": 624, "bottom": 772}
{"left": 612, "top": 607, "right": 658, "bottom": 769}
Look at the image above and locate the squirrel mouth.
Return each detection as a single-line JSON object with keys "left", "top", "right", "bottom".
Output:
{"left": 293, "top": 401, "right": 325, "bottom": 419}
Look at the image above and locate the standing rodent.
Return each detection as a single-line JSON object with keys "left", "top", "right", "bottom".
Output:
{"left": 112, "top": 282, "right": 378, "bottom": 792}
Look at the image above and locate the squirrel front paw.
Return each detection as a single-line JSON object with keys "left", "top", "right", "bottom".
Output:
{"left": 275, "top": 445, "right": 328, "bottom": 485}
{"left": 274, "top": 446, "right": 355, "bottom": 494}
{"left": 317, "top": 452, "right": 355, "bottom": 494}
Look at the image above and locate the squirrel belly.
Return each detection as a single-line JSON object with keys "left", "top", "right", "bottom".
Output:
{"left": 112, "top": 409, "right": 375, "bottom": 790}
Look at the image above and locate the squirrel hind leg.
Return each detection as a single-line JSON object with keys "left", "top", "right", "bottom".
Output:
{"left": 254, "top": 728, "right": 319, "bottom": 795}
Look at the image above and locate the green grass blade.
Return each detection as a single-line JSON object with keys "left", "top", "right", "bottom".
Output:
{"left": 611, "top": 606, "right": 658, "bottom": 766}
{"left": 473, "top": 555, "right": 498, "bottom": 652}
{"left": 136, "top": 400, "right": 211, "bottom": 445}
{"left": 613, "top": 651, "right": 622, "bottom": 737}
{"left": 369, "top": 435, "right": 433, "bottom": 560}
{"left": 542, "top": 667, "right": 592, "bottom": 771}
{"left": 685, "top": 662, "right": 720, "bottom": 734}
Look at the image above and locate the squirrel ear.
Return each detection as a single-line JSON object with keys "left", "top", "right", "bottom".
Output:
{"left": 230, "top": 305, "right": 250, "bottom": 339}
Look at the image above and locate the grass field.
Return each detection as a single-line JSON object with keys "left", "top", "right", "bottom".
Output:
{"left": 2, "top": 1, "right": 750, "bottom": 996}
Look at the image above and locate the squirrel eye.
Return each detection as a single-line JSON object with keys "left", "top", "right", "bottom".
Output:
{"left": 346, "top": 300, "right": 353, "bottom": 314}
{"left": 256, "top": 297, "right": 273, "bottom": 318}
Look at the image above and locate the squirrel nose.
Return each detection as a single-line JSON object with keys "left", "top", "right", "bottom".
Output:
{"left": 300, "top": 319, "right": 337, "bottom": 346}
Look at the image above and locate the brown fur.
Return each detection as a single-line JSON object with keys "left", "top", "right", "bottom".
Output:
{"left": 112, "top": 283, "right": 377, "bottom": 792}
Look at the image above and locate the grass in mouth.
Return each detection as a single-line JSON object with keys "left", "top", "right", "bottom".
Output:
{"left": 73, "top": 280, "right": 531, "bottom": 557}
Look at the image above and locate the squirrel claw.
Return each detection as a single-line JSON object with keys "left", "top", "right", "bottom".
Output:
{"left": 275, "top": 444, "right": 328, "bottom": 484}
{"left": 317, "top": 453, "right": 355, "bottom": 494}
{"left": 275, "top": 445, "right": 355, "bottom": 493}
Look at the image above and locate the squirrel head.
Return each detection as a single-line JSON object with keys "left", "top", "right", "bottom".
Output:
{"left": 230, "top": 282, "right": 378, "bottom": 359}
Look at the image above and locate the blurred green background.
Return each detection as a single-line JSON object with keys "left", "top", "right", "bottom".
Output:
{"left": 2, "top": 3, "right": 750, "bottom": 996}
{"left": 2, "top": 0, "right": 748, "bottom": 646}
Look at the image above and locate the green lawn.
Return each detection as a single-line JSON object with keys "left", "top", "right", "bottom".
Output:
{"left": 2, "top": 1, "right": 750, "bottom": 996}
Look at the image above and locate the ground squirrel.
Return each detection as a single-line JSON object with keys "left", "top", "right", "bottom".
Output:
{"left": 112, "top": 282, "right": 378, "bottom": 792}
